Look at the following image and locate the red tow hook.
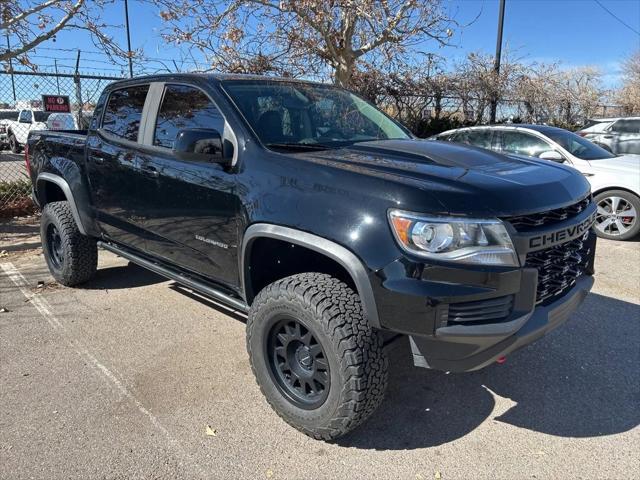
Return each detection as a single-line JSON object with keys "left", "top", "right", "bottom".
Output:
{"left": 496, "top": 356, "right": 507, "bottom": 365}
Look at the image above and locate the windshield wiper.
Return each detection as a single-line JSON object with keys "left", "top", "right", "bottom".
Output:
{"left": 266, "top": 142, "right": 334, "bottom": 151}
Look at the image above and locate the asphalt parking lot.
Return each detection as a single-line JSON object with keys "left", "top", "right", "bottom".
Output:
{"left": 1, "top": 218, "right": 639, "bottom": 479}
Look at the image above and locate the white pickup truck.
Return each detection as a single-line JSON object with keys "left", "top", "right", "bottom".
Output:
{"left": 2, "top": 109, "right": 54, "bottom": 153}
{"left": 1, "top": 109, "right": 78, "bottom": 153}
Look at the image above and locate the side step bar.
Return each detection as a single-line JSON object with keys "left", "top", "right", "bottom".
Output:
{"left": 98, "top": 241, "right": 249, "bottom": 313}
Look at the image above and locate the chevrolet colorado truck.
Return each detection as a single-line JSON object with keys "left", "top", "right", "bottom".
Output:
{"left": 26, "top": 74, "right": 597, "bottom": 440}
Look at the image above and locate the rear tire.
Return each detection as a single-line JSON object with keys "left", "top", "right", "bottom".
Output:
{"left": 247, "top": 273, "right": 388, "bottom": 441}
{"left": 593, "top": 190, "right": 640, "bottom": 240}
{"left": 8, "top": 133, "right": 21, "bottom": 154}
{"left": 41, "top": 201, "right": 98, "bottom": 286}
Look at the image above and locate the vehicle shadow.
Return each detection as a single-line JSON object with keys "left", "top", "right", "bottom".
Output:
{"left": 80, "top": 262, "right": 165, "bottom": 290}
{"left": 338, "top": 292, "right": 640, "bottom": 450}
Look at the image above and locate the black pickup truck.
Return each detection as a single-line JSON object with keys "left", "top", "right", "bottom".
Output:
{"left": 26, "top": 74, "right": 597, "bottom": 440}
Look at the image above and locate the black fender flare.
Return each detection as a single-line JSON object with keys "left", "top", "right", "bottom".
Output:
{"left": 36, "top": 172, "right": 89, "bottom": 235}
{"left": 240, "top": 223, "right": 381, "bottom": 328}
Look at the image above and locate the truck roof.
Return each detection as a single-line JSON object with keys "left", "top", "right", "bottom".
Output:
{"left": 104, "top": 73, "right": 330, "bottom": 90}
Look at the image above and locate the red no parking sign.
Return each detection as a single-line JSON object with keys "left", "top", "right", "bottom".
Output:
{"left": 41, "top": 95, "right": 71, "bottom": 113}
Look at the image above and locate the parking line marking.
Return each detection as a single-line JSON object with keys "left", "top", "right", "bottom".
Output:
{"left": 1, "top": 261, "right": 205, "bottom": 476}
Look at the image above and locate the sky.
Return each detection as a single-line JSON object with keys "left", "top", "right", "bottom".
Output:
{"left": 10, "top": 0, "right": 640, "bottom": 87}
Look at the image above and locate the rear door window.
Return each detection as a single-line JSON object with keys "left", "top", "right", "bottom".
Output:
{"left": 499, "top": 131, "right": 551, "bottom": 157}
{"left": 456, "top": 129, "right": 493, "bottom": 149}
{"left": 153, "top": 84, "right": 225, "bottom": 149}
{"left": 101, "top": 85, "right": 149, "bottom": 141}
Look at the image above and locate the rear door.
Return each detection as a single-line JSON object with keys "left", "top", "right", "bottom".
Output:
{"left": 135, "top": 82, "right": 241, "bottom": 289}
{"left": 85, "top": 83, "right": 150, "bottom": 249}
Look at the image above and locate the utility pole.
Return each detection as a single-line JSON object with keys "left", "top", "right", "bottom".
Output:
{"left": 489, "top": 0, "right": 506, "bottom": 124}
{"left": 124, "top": 0, "right": 134, "bottom": 78}
{"left": 5, "top": 34, "right": 17, "bottom": 102}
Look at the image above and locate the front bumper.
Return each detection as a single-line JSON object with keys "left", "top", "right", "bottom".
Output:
{"left": 371, "top": 204, "right": 597, "bottom": 372}
{"left": 408, "top": 274, "right": 593, "bottom": 372}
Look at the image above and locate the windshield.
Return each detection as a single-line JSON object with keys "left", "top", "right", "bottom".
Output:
{"left": 221, "top": 80, "right": 410, "bottom": 150}
{"left": 545, "top": 129, "right": 616, "bottom": 160}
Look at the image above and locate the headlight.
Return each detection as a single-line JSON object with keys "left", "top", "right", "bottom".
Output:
{"left": 388, "top": 210, "right": 519, "bottom": 266}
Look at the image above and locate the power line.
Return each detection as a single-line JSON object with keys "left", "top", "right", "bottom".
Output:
{"left": 593, "top": 0, "right": 640, "bottom": 36}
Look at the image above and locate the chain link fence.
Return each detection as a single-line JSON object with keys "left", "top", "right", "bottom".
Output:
{"left": 0, "top": 69, "right": 123, "bottom": 215}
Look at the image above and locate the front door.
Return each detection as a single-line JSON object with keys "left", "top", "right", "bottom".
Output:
{"left": 85, "top": 84, "right": 150, "bottom": 250}
{"left": 137, "top": 83, "right": 240, "bottom": 290}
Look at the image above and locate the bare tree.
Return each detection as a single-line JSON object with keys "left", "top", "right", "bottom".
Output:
{"left": 615, "top": 50, "right": 640, "bottom": 115}
{"left": 1, "top": 0, "right": 140, "bottom": 68}
{"left": 150, "top": 0, "right": 457, "bottom": 86}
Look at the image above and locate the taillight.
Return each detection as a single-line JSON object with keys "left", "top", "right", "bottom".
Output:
{"left": 24, "top": 143, "right": 30, "bottom": 173}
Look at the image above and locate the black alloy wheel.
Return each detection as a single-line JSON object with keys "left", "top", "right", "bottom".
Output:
{"left": 46, "top": 223, "right": 65, "bottom": 269}
{"left": 266, "top": 316, "right": 330, "bottom": 409}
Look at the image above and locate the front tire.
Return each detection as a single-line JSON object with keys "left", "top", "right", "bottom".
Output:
{"left": 247, "top": 273, "right": 388, "bottom": 441}
{"left": 41, "top": 201, "right": 98, "bottom": 286}
{"left": 594, "top": 190, "right": 640, "bottom": 240}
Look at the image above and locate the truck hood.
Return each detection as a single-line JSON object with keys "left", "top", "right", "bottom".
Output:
{"left": 293, "top": 139, "right": 591, "bottom": 216}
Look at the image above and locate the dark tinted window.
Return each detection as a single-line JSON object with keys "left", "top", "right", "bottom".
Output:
{"left": 456, "top": 129, "right": 493, "bottom": 149}
{"left": 611, "top": 119, "right": 640, "bottom": 133}
{"left": 102, "top": 85, "right": 149, "bottom": 141}
{"left": 499, "top": 131, "right": 551, "bottom": 157}
{"left": 0, "top": 111, "right": 18, "bottom": 121}
{"left": 34, "top": 111, "right": 52, "bottom": 122}
{"left": 154, "top": 84, "right": 224, "bottom": 149}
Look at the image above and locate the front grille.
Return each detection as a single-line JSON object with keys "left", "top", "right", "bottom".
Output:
{"left": 506, "top": 196, "right": 592, "bottom": 231}
{"left": 448, "top": 295, "right": 514, "bottom": 325}
{"left": 526, "top": 234, "right": 593, "bottom": 305}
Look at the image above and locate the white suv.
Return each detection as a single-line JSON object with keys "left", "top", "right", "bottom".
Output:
{"left": 433, "top": 125, "right": 640, "bottom": 240}
{"left": 577, "top": 117, "right": 640, "bottom": 155}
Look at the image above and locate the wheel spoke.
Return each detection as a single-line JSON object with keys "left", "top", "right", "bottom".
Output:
{"left": 596, "top": 205, "right": 610, "bottom": 216}
{"left": 597, "top": 217, "right": 615, "bottom": 230}
{"left": 621, "top": 206, "right": 637, "bottom": 219}
{"left": 314, "top": 357, "right": 328, "bottom": 371}
{"left": 614, "top": 219, "right": 629, "bottom": 233}
{"left": 610, "top": 196, "right": 622, "bottom": 213}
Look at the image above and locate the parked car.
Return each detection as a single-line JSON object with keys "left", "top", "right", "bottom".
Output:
{"left": 4, "top": 108, "right": 53, "bottom": 153}
{"left": 46, "top": 112, "right": 78, "bottom": 131}
{"left": 0, "top": 109, "right": 19, "bottom": 150}
{"left": 27, "top": 74, "right": 596, "bottom": 440}
{"left": 433, "top": 125, "right": 640, "bottom": 240}
{"left": 577, "top": 117, "right": 640, "bottom": 155}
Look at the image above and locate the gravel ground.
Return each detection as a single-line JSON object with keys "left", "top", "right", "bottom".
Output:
{"left": 0, "top": 217, "right": 638, "bottom": 480}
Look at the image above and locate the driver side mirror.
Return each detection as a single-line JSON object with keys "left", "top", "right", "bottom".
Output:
{"left": 538, "top": 150, "right": 565, "bottom": 163}
{"left": 172, "top": 128, "right": 231, "bottom": 164}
